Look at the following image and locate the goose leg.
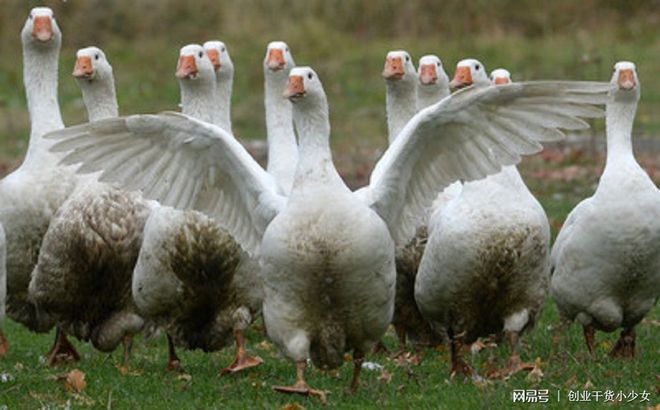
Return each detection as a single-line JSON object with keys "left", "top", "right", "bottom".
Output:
{"left": 220, "top": 328, "right": 263, "bottom": 375}
{"left": 372, "top": 339, "right": 389, "bottom": 355}
{"left": 491, "top": 331, "right": 534, "bottom": 378}
{"left": 449, "top": 331, "right": 479, "bottom": 381}
{"left": 117, "top": 334, "right": 133, "bottom": 374}
{"left": 273, "top": 360, "right": 328, "bottom": 404}
{"left": 610, "top": 327, "right": 635, "bottom": 358}
{"left": 166, "top": 333, "right": 184, "bottom": 372}
{"left": 0, "top": 329, "right": 9, "bottom": 357}
{"left": 583, "top": 324, "right": 596, "bottom": 358}
{"left": 47, "top": 327, "right": 81, "bottom": 366}
{"left": 347, "top": 349, "right": 365, "bottom": 394}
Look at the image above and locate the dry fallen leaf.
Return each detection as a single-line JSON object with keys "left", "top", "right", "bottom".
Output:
{"left": 378, "top": 369, "right": 393, "bottom": 384}
{"left": 583, "top": 379, "right": 594, "bottom": 389}
{"left": 564, "top": 375, "right": 578, "bottom": 388}
{"left": 177, "top": 373, "right": 192, "bottom": 382}
{"left": 526, "top": 359, "right": 544, "bottom": 383}
{"left": 258, "top": 340, "right": 272, "bottom": 351}
{"left": 64, "top": 369, "right": 86, "bottom": 393}
{"left": 393, "top": 352, "right": 422, "bottom": 367}
{"left": 281, "top": 402, "right": 306, "bottom": 410}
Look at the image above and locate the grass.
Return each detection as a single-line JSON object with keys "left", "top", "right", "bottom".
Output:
{"left": 0, "top": 303, "right": 657, "bottom": 409}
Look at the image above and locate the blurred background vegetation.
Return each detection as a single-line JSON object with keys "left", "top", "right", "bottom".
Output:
{"left": 0, "top": 0, "right": 659, "bottom": 173}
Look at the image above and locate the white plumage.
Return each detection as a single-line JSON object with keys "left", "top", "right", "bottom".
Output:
{"left": 550, "top": 61, "right": 660, "bottom": 358}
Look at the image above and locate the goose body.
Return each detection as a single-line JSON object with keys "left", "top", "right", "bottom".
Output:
{"left": 47, "top": 60, "right": 609, "bottom": 397}
{"left": 550, "top": 62, "right": 660, "bottom": 357}
{"left": 0, "top": 8, "right": 77, "bottom": 334}
{"left": 131, "top": 43, "right": 263, "bottom": 373}
{"left": 415, "top": 65, "right": 553, "bottom": 377}
{"left": 29, "top": 47, "right": 151, "bottom": 364}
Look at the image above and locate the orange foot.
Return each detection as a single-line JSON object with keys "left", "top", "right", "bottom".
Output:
{"left": 273, "top": 382, "right": 328, "bottom": 404}
{"left": 610, "top": 330, "right": 635, "bottom": 359}
{"left": 220, "top": 354, "right": 263, "bottom": 376}
{"left": 48, "top": 335, "right": 81, "bottom": 367}
{"left": 0, "top": 331, "right": 9, "bottom": 358}
{"left": 489, "top": 356, "right": 535, "bottom": 379}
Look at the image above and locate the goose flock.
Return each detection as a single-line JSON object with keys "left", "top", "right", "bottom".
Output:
{"left": 0, "top": 7, "right": 658, "bottom": 402}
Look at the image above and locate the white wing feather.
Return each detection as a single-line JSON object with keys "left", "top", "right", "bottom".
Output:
{"left": 364, "top": 81, "right": 611, "bottom": 244}
{"left": 47, "top": 112, "right": 284, "bottom": 255}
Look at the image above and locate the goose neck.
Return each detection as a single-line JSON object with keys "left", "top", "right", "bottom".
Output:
{"left": 292, "top": 97, "right": 334, "bottom": 178}
{"left": 214, "top": 72, "right": 233, "bottom": 133}
{"left": 604, "top": 98, "right": 637, "bottom": 170}
{"left": 180, "top": 77, "right": 215, "bottom": 123}
{"left": 79, "top": 76, "right": 118, "bottom": 122}
{"left": 386, "top": 80, "right": 417, "bottom": 145}
{"left": 265, "top": 71, "right": 298, "bottom": 192}
{"left": 416, "top": 85, "right": 448, "bottom": 111}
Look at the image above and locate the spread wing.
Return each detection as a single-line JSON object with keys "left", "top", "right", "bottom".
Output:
{"left": 47, "top": 112, "right": 284, "bottom": 255}
{"left": 363, "top": 81, "right": 610, "bottom": 244}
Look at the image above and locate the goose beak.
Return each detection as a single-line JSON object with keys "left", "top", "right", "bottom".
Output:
{"left": 267, "top": 48, "right": 286, "bottom": 71}
{"left": 449, "top": 66, "right": 473, "bottom": 91}
{"left": 32, "top": 16, "right": 53, "bottom": 42}
{"left": 72, "top": 56, "right": 94, "bottom": 79}
{"left": 382, "top": 57, "right": 405, "bottom": 80}
{"left": 283, "top": 75, "right": 305, "bottom": 101}
{"left": 419, "top": 64, "right": 438, "bottom": 85}
{"left": 176, "top": 55, "right": 198, "bottom": 79}
{"left": 206, "top": 49, "right": 221, "bottom": 71}
{"left": 494, "top": 76, "right": 511, "bottom": 85}
{"left": 618, "top": 69, "right": 636, "bottom": 90}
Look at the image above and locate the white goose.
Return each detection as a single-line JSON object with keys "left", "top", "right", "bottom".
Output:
{"left": 0, "top": 225, "right": 7, "bottom": 357}
{"left": 0, "top": 8, "right": 79, "bottom": 361}
{"left": 382, "top": 50, "right": 417, "bottom": 143}
{"left": 29, "top": 46, "right": 151, "bottom": 368}
{"left": 47, "top": 63, "right": 608, "bottom": 398}
{"left": 415, "top": 64, "right": 559, "bottom": 378}
{"left": 132, "top": 44, "right": 263, "bottom": 374}
{"left": 416, "top": 55, "right": 450, "bottom": 110}
{"left": 264, "top": 41, "right": 298, "bottom": 193}
{"left": 550, "top": 62, "right": 660, "bottom": 358}
{"left": 203, "top": 40, "right": 234, "bottom": 132}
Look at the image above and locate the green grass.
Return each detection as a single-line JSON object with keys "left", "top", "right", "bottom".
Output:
{"left": 0, "top": 303, "right": 657, "bottom": 409}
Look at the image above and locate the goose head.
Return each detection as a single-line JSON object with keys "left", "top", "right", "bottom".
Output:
{"left": 73, "top": 47, "right": 112, "bottom": 83}
{"left": 382, "top": 50, "right": 416, "bottom": 83}
{"left": 449, "top": 58, "right": 489, "bottom": 91}
{"left": 22, "top": 7, "right": 61, "bottom": 48}
{"left": 284, "top": 67, "right": 326, "bottom": 106}
{"left": 203, "top": 40, "right": 234, "bottom": 80}
{"left": 490, "top": 68, "right": 512, "bottom": 85}
{"left": 265, "top": 41, "right": 296, "bottom": 73}
{"left": 175, "top": 44, "right": 215, "bottom": 81}
{"left": 610, "top": 61, "right": 640, "bottom": 102}
{"left": 417, "top": 55, "right": 448, "bottom": 87}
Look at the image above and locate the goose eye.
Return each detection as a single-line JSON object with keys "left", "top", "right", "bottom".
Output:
{"left": 29, "top": 14, "right": 33, "bottom": 20}
{"left": 405, "top": 56, "right": 410, "bottom": 62}
{"left": 221, "top": 47, "right": 225, "bottom": 52}
{"left": 437, "top": 62, "right": 441, "bottom": 67}
{"left": 198, "top": 51, "right": 203, "bottom": 58}
{"left": 307, "top": 72, "right": 313, "bottom": 80}
{"left": 285, "top": 47, "right": 289, "bottom": 52}
{"left": 95, "top": 54, "right": 99, "bottom": 60}
{"left": 475, "top": 64, "right": 480, "bottom": 70}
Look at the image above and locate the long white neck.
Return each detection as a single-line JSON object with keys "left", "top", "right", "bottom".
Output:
{"left": 214, "top": 71, "right": 233, "bottom": 133}
{"left": 603, "top": 97, "right": 638, "bottom": 172}
{"left": 180, "top": 77, "right": 216, "bottom": 123}
{"left": 22, "top": 41, "right": 64, "bottom": 167}
{"left": 291, "top": 95, "right": 340, "bottom": 189}
{"left": 386, "top": 80, "right": 417, "bottom": 145}
{"left": 416, "top": 84, "right": 448, "bottom": 111}
{"left": 79, "top": 75, "right": 118, "bottom": 122}
{"left": 265, "top": 70, "right": 298, "bottom": 193}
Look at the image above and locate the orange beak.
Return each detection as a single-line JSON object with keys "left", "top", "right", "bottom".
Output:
{"left": 206, "top": 49, "right": 221, "bottom": 71}
{"left": 176, "top": 55, "right": 198, "bottom": 79}
{"left": 419, "top": 64, "right": 438, "bottom": 85}
{"left": 618, "top": 69, "right": 636, "bottom": 90}
{"left": 494, "top": 76, "right": 510, "bottom": 85}
{"left": 449, "top": 66, "right": 473, "bottom": 90}
{"left": 382, "top": 57, "right": 405, "bottom": 80}
{"left": 32, "top": 16, "right": 53, "bottom": 42}
{"left": 267, "top": 48, "right": 286, "bottom": 71}
{"left": 283, "top": 75, "right": 305, "bottom": 100}
{"left": 72, "top": 56, "right": 94, "bottom": 78}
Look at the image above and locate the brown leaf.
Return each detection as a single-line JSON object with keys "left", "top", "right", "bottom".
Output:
{"left": 258, "top": 340, "right": 272, "bottom": 351}
{"left": 281, "top": 403, "right": 306, "bottom": 410}
{"left": 564, "top": 375, "right": 578, "bottom": 388}
{"left": 526, "top": 359, "right": 544, "bottom": 383}
{"left": 64, "top": 369, "right": 86, "bottom": 393}
{"left": 177, "top": 373, "right": 192, "bottom": 382}
{"left": 583, "top": 379, "right": 594, "bottom": 389}
{"left": 378, "top": 369, "right": 393, "bottom": 384}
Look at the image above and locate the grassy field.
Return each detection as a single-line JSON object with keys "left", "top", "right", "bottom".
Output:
{"left": 0, "top": 1, "right": 659, "bottom": 408}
